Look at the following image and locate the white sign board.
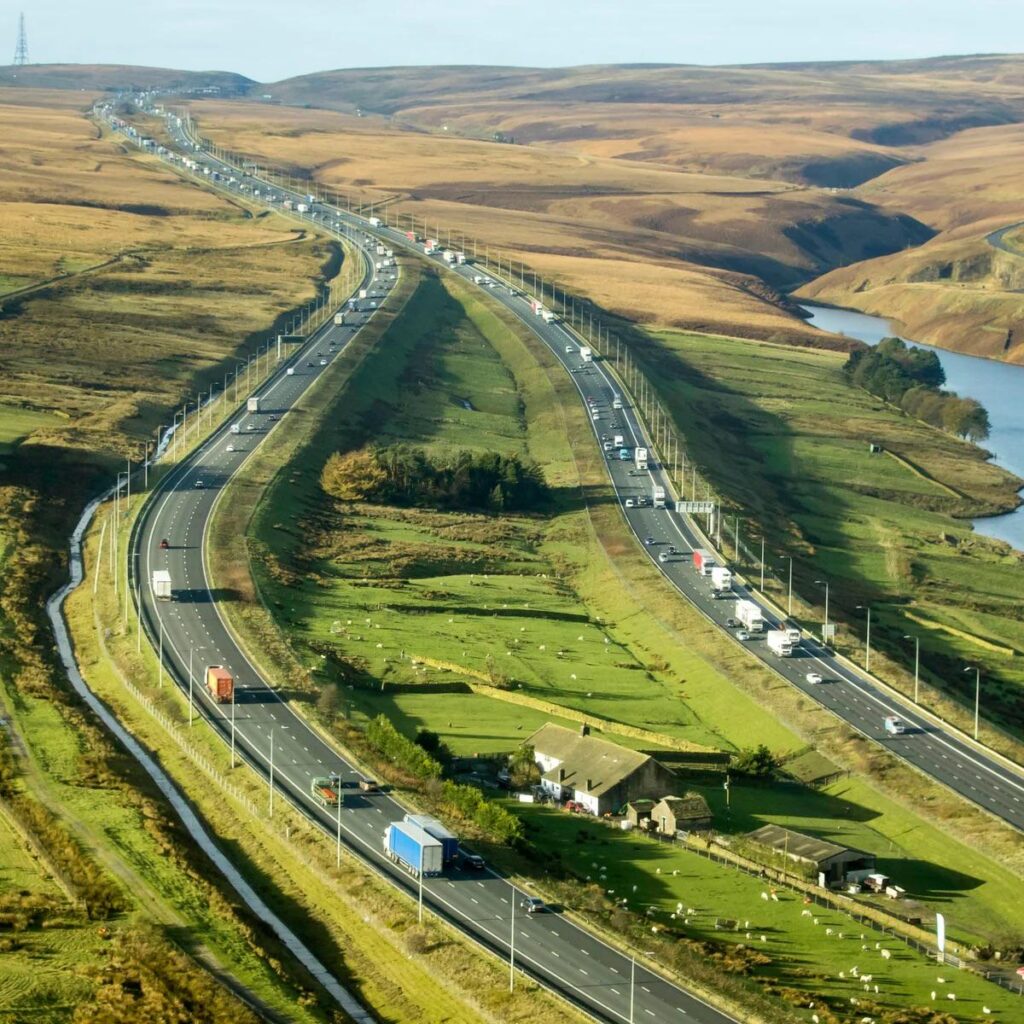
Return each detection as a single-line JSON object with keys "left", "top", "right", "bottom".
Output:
{"left": 822, "top": 623, "right": 837, "bottom": 641}
{"left": 679, "top": 501, "right": 715, "bottom": 515}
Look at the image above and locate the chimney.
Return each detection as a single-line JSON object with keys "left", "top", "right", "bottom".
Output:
{"left": 558, "top": 767, "right": 566, "bottom": 782}
{"left": 580, "top": 723, "right": 590, "bottom": 737}
{"left": 586, "top": 778, "right": 593, "bottom": 791}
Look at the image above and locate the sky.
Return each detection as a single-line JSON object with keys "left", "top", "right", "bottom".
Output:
{"left": 7, "top": 0, "right": 1024, "bottom": 81}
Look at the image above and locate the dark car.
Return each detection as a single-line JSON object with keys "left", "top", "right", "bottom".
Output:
{"left": 521, "top": 897, "right": 545, "bottom": 914}
{"left": 726, "top": 617, "right": 739, "bottom": 628}
{"left": 159, "top": 538, "right": 170, "bottom": 549}
{"left": 460, "top": 850, "right": 486, "bottom": 870}
{"left": 644, "top": 536, "right": 655, "bottom": 546}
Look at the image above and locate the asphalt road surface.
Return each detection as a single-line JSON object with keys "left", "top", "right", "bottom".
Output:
{"left": 100, "top": 98, "right": 1024, "bottom": 1021}
{"left": 110, "top": 107, "right": 738, "bottom": 1024}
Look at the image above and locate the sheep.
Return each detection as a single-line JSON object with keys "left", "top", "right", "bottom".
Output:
{"left": 760, "top": 891, "right": 769, "bottom": 901}
{"left": 880, "top": 948, "right": 891, "bottom": 960}
{"left": 826, "top": 928, "right": 834, "bottom": 937}
{"left": 811, "top": 1016, "right": 819, "bottom": 1024}
{"left": 936, "top": 976, "right": 946, "bottom": 984}
{"left": 801, "top": 909, "right": 813, "bottom": 918}
{"left": 813, "top": 918, "right": 819, "bottom": 926}
{"left": 686, "top": 907, "right": 696, "bottom": 915}
{"left": 946, "top": 992, "right": 956, "bottom": 1002}
{"left": 760, "top": 935, "right": 767, "bottom": 944}
{"left": 983, "top": 1007, "right": 992, "bottom": 1015}
{"left": 873, "top": 985, "right": 878, "bottom": 995}
{"left": 770, "top": 892, "right": 780, "bottom": 902}
{"left": 839, "top": 972, "right": 846, "bottom": 980}
{"left": 930, "top": 991, "right": 936, "bottom": 1001}
{"left": 860, "top": 974, "right": 872, "bottom": 983}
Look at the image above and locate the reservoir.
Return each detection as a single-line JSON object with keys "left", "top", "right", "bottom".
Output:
{"left": 800, "top": 304, "right": 1024, "bottom": 551}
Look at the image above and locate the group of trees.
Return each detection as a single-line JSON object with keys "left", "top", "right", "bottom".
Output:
{"left": 845, "top": 338, "right": 990, "bottom": 442}
{"left": 366, "top": 715, "right": 442, "bottom": 781}
{"left": 320, "top": 444, "right": 549, "bottom": 512}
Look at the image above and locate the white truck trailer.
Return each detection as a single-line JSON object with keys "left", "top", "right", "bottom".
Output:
{"left": 634, "top": 447, "right": 648, "bottom": 471}
{"left": 765, "top": 630, "right": 793, "bottom": 656}
{"left": 735, "top": 599, "right": 764, "bottom": 633}
{"left": 652, "top": 485, "right": 666, "bottom": 509}
{"left": 580, "top": 346, "right": 593, "bottom": 362}
{"left": 151, "top": 569, "right": 172, "bottom": 601}
{"left": 246, "top": 396, "right": 260, "bottom": 413}
{"left": 710, "top": 566, "right": 733, "bottom": 592}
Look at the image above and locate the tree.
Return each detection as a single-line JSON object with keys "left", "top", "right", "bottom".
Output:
{"left": 508, "top": 744, "right": 540, "bottom": 788}
{"left": 320, "top": 449, "right": 387, "bottom": 502}
{"left": 732, "top": 744, "right": 778, "bottom": 778}
{"left": 316, "top": 683, "right": 340, "bottom": 720}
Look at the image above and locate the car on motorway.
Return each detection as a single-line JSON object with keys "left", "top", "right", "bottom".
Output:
{"left": 460, "top": 850, "right": 486, "bottom": 870}
{"left": 592, "top": 412, "right": 601, "bottom": 421}
{"left": 667, "top": 545, "right": 678, "bottom": 555}
{"left": 624, "top": 498, "right": 635, "bottom": 508}
{"left": 725, "top": 617, "right": 739, "bottom": 628}
{"left": 806, "top": 672, "right": 824, "bottom": 685}
{"left": 319, "top": 359, "right": 327, "bottom": 366}
{"left": 737, "top": 630, "right": 751, "bottom": 641}
{"left": 644, "top": 536, "right": 655, "bottom": 546}
{"left": 520, "top": 897, "right": 546, "bottom": 914}
{"left": 194, "top": 479, "right": 205, "bottom": 489}
{"left": 658, "top": 551, "right": 670, "bottom": 563}
{"left": 226, "top": 444, "right": 235, "bottom": 452}
{"left": 565, "top": 344, "right": 574, "bottom": 354}
{"left": 357, "top": 777, "right": 379, "bottom": 793}
{"left": 603, "top": 441, "right": 613, "bottom": 451}
{"left": 286, "top": 367, "right": 295, "bottom": 375}
{"left": 307, "top": 361, "right": 315, "bottom": 367}
{"left": 269, "top": 415, "right": 278, "bottom": 422}
{"left": 159, "top": 538, "right": 170, "bottom": 550}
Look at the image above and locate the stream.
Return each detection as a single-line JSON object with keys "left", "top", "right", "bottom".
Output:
{"left": 800, "top": 303, "right": 1024, "bottom": 552}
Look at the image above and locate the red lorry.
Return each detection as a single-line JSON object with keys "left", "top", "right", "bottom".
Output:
{"left": 205, "top": 666, "right": 234, "bottom": 703}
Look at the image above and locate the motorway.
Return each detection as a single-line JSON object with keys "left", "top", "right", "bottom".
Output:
{"left": 99, "top": 97, "right": 1024, "bottom": 1020}
{"left": 106, "top": 107, "right": 738, "bottom": 1024}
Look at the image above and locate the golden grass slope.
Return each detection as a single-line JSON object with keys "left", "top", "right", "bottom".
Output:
{"left": 191, "top": 100, "right": 923, "bottom": 343}
{"left": 0, "top": 91, "right": 327, "bottom": 459}
{"left": 798, "top": 122, "right": 1024, "bottom": 361}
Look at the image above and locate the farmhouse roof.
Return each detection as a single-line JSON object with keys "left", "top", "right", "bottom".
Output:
{"left": 530, "top": 723, "right": 654, "bottom": 797}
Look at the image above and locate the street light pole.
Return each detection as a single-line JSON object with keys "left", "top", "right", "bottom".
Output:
{"left": 336, "top": 784, "right": 342, "bottom": 868}
{"left": 630, "top": 956, "right": 636, "bottom": 1024}
{"left": 760, "top": 536, "right": 765, "bottom": 591}
{"left": 904, "top": 634, "right": 920, "bottom": 703}
{"left": 188, "top": 644, "right": 196, "bottom": 727}
{"left": 963, "top": 666, "right": 981, "bottom": 740}
{"left": 815, "top": 579, "right": 829, "bottom": 642}
{"left": 269, "top": 728, "right": 275, "bottom": 817}
{"left": 857, "top": 605, "right": 872, "bottom": 672}
{"left": 230, "top": 689, "right": 236, "bottom": 768}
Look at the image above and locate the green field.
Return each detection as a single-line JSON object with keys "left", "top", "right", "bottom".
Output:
{"left": 234, "top": 265, "right": 1024, "bottom": 962}
{"left": 0, "top": 403, "right": 61, "bottom": 452}
{"left": 512, "top": 805, "right": 1024, "bottom": 1021}
{"left": 643, "top": 329, "right": 1024, "bottom": 741}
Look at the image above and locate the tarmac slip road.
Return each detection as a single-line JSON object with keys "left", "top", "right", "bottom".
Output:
{"left": 124, "top": 166, "right": 736, "bottom": 1023}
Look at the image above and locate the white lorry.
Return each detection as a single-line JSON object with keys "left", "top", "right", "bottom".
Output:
{"left": 246, "top": 397, "right": 260, "bottom": 413}
{"left": 580, "top": 346, "right": 593, "bottom": 362}
{"left": 151, "top": 569, "right": 172, "bottom": 601}
{"left": 368, "top": 216, "right": 381, "bottom": 227}
{"left": 359, "top": 288, "right": 368, "bottom": 300}
{"left": 766, "top": 630, "right": 793, "bottom": 656}
{"left": 634, "top": 447, "right": 648, "bottom": 470}
{"left": 735, "top": 599, "right": 764, "bottom": 633}
{"left": 710, "top": 566, "right": 733, "bottom": 592}
{"left": 652, "top": 485, "right": 666, "bottom": 509}
{"left": 883, "top": 716, "right": 906, "bottom": 736}
{"left": 613, "top": 434, "right": 624, "bottom": 447}
{"left": 542, "top": 310, "right": 557, "bottom": 323}
{"left": 333, "top": 311, "right": 346, "bottom": 326}
{"left": 612, "top": 394, "right": 623, "bottom": 410}
{"left": 296, "top": 203, "right": 309, "bottom": 214}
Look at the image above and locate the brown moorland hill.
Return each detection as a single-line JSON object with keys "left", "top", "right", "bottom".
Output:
{"left": 798, "top": 122, "right": 1024, "bottom": 362}
{"left": 190, "top": 99, "right": 927, "bottom": 341}
{"left": 0, "top": 62, "right": 253, "bottom": 95}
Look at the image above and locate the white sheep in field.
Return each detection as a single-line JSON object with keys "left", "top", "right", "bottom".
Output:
{"left": 880, "top": 948, "right": 891, "bottom": 960}
{"left": 946, "top": 992, "right": 956, "bottom": 1002}
{"left": 826, "top": 928, "right": 834, "bottom": 937}
{"left": 936, "top": 976, "right": 946, "bottom": 984}
{"left": 760, "top": 891, "right": 769, "bottom": 901}
{"left": 760, "top": 935, "right": 767, "bottom": 944}
{"left": 983, "top": 1007, "right": 992, "bottom": 1015}
{"left": 930, "top": 991, "right": 936, "bottom": 1001}
{"left": 801, "top": 909, "right": 812, "bottom": 918}
{"left": 860, "top": 974, "right": 872, "bottom": 983}
{"left": 770, "top": 892, "right": 780, "bottom": 902}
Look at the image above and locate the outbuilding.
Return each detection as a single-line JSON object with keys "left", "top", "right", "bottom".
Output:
{"left": 744, "top": 824, "right": 876, "bottom": 884}
{"left": 651, "top": 794, "right": 713, "bottom": 835}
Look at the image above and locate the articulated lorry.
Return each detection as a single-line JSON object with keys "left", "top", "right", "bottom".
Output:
{"left": 692, "top": 549, "right": 715, "bottom": 576}
{"left": 404, "top": 814, "right": 459, "bottom": 866}
{"left": 384, "top": 821, "right": 443, "bottom": 876}
{"left": 151, "top": 569, "right": 172, "bottom": 601}
{"left": 710, "top": 565, "right": 733, "bottom": 592}
{"left": 765, "top": 630, "right": 793, "bottom": 657}
{"left": 204, "top": 666, "right": 234, "bottom": 703}
{"left": 735, "top": 599, "right": 765, "bottom": 633}
{"left": 311, "top": 776, "right": 341, "bottom": 808}
{"left": 580, "top": 346, "right": 593, "bottom": 362}
{"left": 246, "top": 396, "right": 260, "bottom": 413}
